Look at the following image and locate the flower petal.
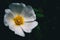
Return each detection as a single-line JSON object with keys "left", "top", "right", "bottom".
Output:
{"left": 14, "top": 27, "right": 25, "bottom": 37}
{"left": 21, "top": 21, "right": 38, "bottom": 33}
{"left": 9, "top": 3, "right": 36, "bottom": 21}
{"left": 9, "top": 3, "right": 26, "bottom": 14}
{"left": 4, "top": 9, "right": 14, "bottom": 26}
{"left": 9, "top": 21, "right": 16, "bottom": 31}
{"left": 8, "top": 21, "right": 25, "bottom": 37}
{"left": 21, "top": 5, "right": 36, "bottom": 21}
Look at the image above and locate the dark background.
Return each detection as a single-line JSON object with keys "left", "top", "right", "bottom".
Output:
{"left": 0, "top": 0, "right": 56, "bottom": 40}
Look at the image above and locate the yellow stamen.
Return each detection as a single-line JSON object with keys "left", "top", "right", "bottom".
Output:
{"left": 13, "top": 15, "right": 24, "bottom": 26}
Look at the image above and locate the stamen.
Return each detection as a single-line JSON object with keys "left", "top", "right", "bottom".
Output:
{"left": 13, "top": 15, "right": 24, "bottom": 26}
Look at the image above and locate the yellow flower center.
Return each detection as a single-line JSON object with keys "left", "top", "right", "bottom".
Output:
{"left": 13, "top": 15, "right": 24, "bottom": 26}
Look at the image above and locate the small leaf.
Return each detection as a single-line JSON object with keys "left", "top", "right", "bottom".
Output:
{"left": 36, "top": 26, "right": 40, "bottom": 30}
{"left": 36, "top": 13, "right": 44, "bottom": 18}
{"left": 33, "top": 8, "right": 44, "bottom": 18}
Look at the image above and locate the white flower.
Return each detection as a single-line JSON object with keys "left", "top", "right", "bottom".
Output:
{"left": 4, "top": 3, "right": 38, "bottom": 37}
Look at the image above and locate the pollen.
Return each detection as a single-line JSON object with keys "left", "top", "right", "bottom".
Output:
{"left": 13, "top": 15, "right": 24, "bottom": 26}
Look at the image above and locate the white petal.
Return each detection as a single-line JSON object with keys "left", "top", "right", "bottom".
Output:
{"left": 8, "top": 22, "right": 25, "bottom": 37}
{"left": 14, "top": 27, "right": 25, "bottom": 37}
{"left": 9, "top": 3, "right": 26, "bottom": 14}
{"left": 21, "top": 21, "right": 38, "bottom": 33}
{"left": 9, "top": 21, "right": 16, "bottom": 31}
{"left": 4, "top": 18, "right": 9, "bottom": 26}
{"left": 5, "top": 9, "right": 12, "bottom": 14}
{"left": 9, "top": 3, "right": 36, "bottom": 22}
{"left": 8, "top": 20, "right": 25, "bottom": 37}
{"left": 4, "top": 9, "right": 14, "bottom": 26}
{"left": 21, "top": 5, "right": 36, "bottom": 21}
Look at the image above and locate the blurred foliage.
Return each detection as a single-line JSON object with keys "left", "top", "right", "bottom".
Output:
{"left": 31, "top": 8, "right": 45, "bottom": 40}
{"left": 33, "top": 8, "right": 44, "bottom": 30}
{"left": 34, "top": 8, "right": 44, "bottom": 18}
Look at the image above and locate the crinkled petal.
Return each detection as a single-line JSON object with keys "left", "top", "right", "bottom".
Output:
{"left": 4, "top": 9, "right": 14, "bottom": 26}
{"left": 9, "top": 3, "right": 36, "bottom": 22}
{"left": 9, "top": 3, "right": 26, "bottom": 14}
{"left": 8, "top": 21, "right": 25, "bottom": 37}
{"left": 21, "top": 21, "right": 38, "bottom": 33}
{"left": 14, "top": 27, "right": 25, "bottom": 37}
{"left": 21, "top": 5, "right": 36, "bottom": 22}
{"left": 9, "top": 21, "right": 16, "bottom": 31}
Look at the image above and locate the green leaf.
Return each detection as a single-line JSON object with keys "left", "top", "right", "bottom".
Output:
{"left": 33, "top": 8, "right": 44, "bottom": 18}
{"left": 36, "top": 26, "right": 40, "bottom": 30}
{"left": 36, "top": 13, "right": 44, "bottom": 18}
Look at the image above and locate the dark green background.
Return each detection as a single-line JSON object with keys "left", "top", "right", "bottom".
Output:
{"left": 0, "top": 0, "right": 56, "bottom": 40}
